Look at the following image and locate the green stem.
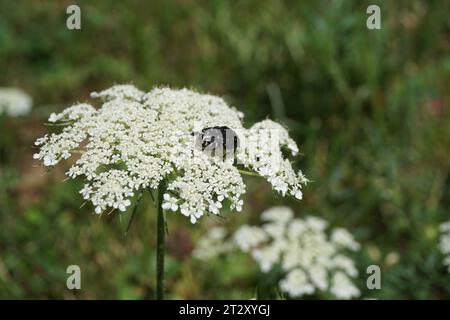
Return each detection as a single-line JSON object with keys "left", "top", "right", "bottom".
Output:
{"left": 156, "top": 180, "right": 167, "bottom": 300}
{"left": 238, "top": 169, "right": 260, "bottom": 177}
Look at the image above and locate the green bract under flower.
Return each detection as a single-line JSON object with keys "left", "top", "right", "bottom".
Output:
{"left": 33, "top": 85, "right": 307, "bottom": 223}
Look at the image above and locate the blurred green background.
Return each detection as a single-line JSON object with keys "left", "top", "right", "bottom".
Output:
{"left": 0, "top": 0, "right": 449, "bottom": 299}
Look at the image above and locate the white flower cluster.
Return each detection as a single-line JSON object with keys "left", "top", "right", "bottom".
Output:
{"left": 439, "top": 221, "right": 450, "bottom": 272}
{"left": 192, "top": 227, "right": 234, "bottom": 261}
{"left": 237, "top": 121, "right": 307, "bottom": 200}
{"left": 33, "top": 85, "right": 307, "bottom": 223}
{"left": 0, "top": 87, "right": 32, "bottom": 117}
{"left": 191, "top": 206, "right": 360, "bottom": 298}
{"left": 233, "top": 207, "right": 360, "bottom": 299}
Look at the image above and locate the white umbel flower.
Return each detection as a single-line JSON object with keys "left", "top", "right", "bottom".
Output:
{"left": 0, "top": 87, "right": 32, "bottom": 117}
{"left": 33, "top": 85, "right": 307, "bottom": 223}
{"left": 194, "top": 207, "right": 361, "bottom": 299}
{"left": 234, "top": 207, "right": 361, "bottom": 299}
{"left": 439, "top": 221, "right": 450, "bottom": 272}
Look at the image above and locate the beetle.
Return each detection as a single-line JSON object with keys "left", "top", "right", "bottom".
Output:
{"left": 192, "top": 126, "right": 239, "bottom": 161}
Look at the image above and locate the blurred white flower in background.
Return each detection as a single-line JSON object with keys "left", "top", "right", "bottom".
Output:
{"left": 234, "top": 225, "right": 268, "bottom": 252}
{"left": 192, "top": 227, "right": 234, "bottom": 261}
{"left": 195, "top": 206, "right": 361, "bottom": 299}
{"left": 439, "top": 221, "right": 450, "bottom": 272}
{"left": 0, "top": 87, "right": 32, "bottom": 117}
{"left": 235, "top": 207, "right": 360, "bottom": 299}
{"left": 33, "top": 85, "right": 308, "bottom": 223}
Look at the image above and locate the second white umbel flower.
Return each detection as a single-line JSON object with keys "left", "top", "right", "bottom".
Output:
{"left": 234, "top": 207, "right": 361, "bottom": 299}
{"left": 195, "top": 207, "right": 361, "bottom": 299}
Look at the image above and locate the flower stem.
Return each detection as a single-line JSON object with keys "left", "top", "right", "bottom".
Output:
{"left": 238, "top": 168, "right": 260, "bottom": 177}
{"left": 156, "top": 179, "right": 167, "bottom": 300}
